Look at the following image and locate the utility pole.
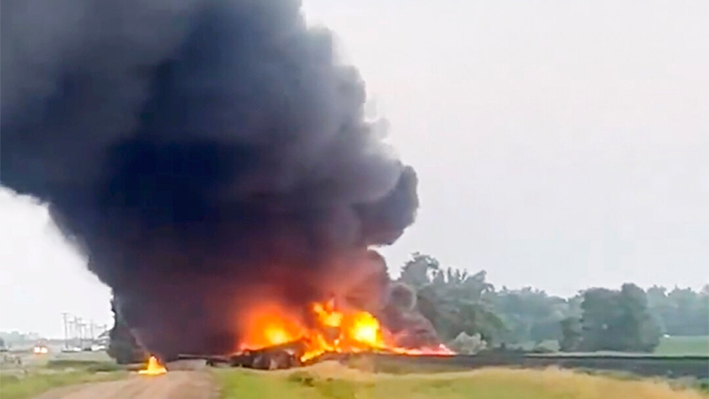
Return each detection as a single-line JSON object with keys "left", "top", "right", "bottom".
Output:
{"left": 62, "top": 313, "right": 70, "bottom": 349}
{"left": 74, "top": 317, "right": 82, "bottom": 349}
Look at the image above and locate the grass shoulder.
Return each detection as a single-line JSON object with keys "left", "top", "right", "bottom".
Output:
{"left": 0, "top": 359, "right": 126, "bottom": 399}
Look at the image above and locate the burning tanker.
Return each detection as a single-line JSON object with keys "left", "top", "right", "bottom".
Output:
{"left": 1, "top": 0, "right": 448, "bottom": 359}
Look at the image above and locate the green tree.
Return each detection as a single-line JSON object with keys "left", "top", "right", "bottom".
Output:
{"left": 618, "top": 284, "right": 662, "bottom": 352}
{"left": 646, "top": 286, "right": 669, "bottom": 333}
{"left": 559, "top": 317, "right": 582, "bottom": 351}
{"left": 577, "top": 284, "right": 661, "bottom": 352}
{"left": 645, "top": 285, "right": 708, "bottom": 336}
{"left": 491, "top": 287, "right": 570, "bottom": 344}
{"left": 403, "top": 257, "right": 504, "bottom": 343}
{"left": 399, "top": 252, "right": 440, "bottom": 288}
{"left": 578, "top": 288, "right": 619, "bottom": 350}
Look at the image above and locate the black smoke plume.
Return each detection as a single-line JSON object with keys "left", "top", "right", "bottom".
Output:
{"left": 1, "top": 0, "right": 429, "bottom": 358}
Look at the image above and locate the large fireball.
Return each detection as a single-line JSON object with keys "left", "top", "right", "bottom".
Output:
{"left": 239, "top": 300, "right": 452, "bottom": 362}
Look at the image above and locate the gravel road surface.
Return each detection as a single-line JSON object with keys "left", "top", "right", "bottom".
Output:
{"left": 32, "top": 371, "right": 217, "bottom": 399}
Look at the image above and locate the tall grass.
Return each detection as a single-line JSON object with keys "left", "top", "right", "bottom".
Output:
{"left": 216, "top": 362, "right": 707, "bottom": 399}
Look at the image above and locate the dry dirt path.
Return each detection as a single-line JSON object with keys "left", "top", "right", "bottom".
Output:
{"left": 31, "top": 371, "right": 217, "bottom": 399}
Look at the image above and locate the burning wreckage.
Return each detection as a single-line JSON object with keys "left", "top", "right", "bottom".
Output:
{"left": 1, "top": 0, "right": 454, "bottom": 369}
{"left": 179, "top": 297, "right": 453, "bottom": 370}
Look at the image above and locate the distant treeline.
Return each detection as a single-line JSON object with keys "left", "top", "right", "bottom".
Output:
{"left": 396, "top": 253, "right": 709, "bottom": 353}
{"left": 0, "top": 331, "right": 42, "bottom": 346}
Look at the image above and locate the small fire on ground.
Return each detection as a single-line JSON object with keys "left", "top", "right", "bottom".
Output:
{"left": 239, "top": 300, "right": 453, "bottom": 362}
{"left": 139, "top": 356, "right": 167, "bottom": 376}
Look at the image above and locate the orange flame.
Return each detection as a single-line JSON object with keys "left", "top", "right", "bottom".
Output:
{"left": 138, "top": 356, "right": 167, "bottom": 376}
{"left": 239, "top": 300, "right": 453, "bottom": 362}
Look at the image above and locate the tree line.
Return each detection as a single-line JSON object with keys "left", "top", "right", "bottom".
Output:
{"left": 107, "top": 251, "right": 708, "bottom": 362}
{"left": 398, "top": 252, "right": 709, "bottom": 353}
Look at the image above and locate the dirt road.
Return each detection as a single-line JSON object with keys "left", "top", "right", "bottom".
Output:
{"left": 32, "top": 371, "right": 217, "bottom": 399}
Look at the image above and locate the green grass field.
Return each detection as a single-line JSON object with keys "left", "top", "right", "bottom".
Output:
{"left": 655, "top": 336, "right": 709, "bottom": 356}
{"left": 0, "top": 370, "right": 125, "bottom": 399}
{"left": 0, "top": 351, "right": 125, "bottom": 399}
{"left": 216, "top": 362, "right": 708, "bottom": 399}
{"left": 510, "top": 336, "right": 709, "bottom": 356}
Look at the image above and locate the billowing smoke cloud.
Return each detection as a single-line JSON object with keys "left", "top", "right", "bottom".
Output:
{"left": 1, "top": 0, "right": 429, "bottom": 357}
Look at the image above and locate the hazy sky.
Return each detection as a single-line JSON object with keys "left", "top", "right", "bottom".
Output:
{"left": 1, "top": 0, "right": 707, "bottom": 338}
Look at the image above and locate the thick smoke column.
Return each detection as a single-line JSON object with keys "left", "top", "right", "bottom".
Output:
{"left": 1, "top": 0, "right": 424, "bottom": 357}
